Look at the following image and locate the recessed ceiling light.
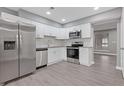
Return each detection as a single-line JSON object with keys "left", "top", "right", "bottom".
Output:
{"left": 94, "top": 7, "right": 100, "bottom": 10}
{"left": 46, "top": 11, "right": 51, "bottom": 15}
{"left": 62, "top": 19, "right": 66, "bottom": 22}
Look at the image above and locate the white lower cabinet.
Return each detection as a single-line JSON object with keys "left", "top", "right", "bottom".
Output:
{"left": 36, "top": 50, "right": 48, "bottom": 67}
{"left": 48, "top": 47, "right": 67, "bottom": 65}
{"left": 79, "top": 47, "right": 94, "bottom": 66}
{"left": 36, "top": 51, "right": 42, "bottom": 67}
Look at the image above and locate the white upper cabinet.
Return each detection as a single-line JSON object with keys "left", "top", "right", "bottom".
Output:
{"left": 57, "top": 27, "right": 74, "bottom": 39}
{"left": 1, "top": 12, "right": 19, "bottom": 22}
{"left": 1, "top": 12, "right": 92, "bottom": 40}
{"left": 73, "top": 25, "right": 81, "bottom": 31}
{"left": 80, "top": 23, "right": 91, "bottom": 38}
{"left": 35, "top": 22, "right": 46, "bottom": 38}
{"left": 1, "top": 12, "right": 33, "bottom": 24}
{"left": 44, "top": 25, "right": 59, "bottom": 37}
{"left": 56, "top": 28, "right": 65, "bottom": 39}
{"left": 61, "top": 23, "right": 91, "bottom": 39}
{"left": 1, "top": 12, "right": 58, "bottom": 38}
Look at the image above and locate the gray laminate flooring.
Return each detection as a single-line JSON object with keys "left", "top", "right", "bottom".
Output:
{"left": 5, "top": 54, "right": 124, "bottom": 86}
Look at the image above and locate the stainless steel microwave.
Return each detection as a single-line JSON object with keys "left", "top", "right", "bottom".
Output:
{"left": 69, "top": 30, "right": 81, "bottom": 39}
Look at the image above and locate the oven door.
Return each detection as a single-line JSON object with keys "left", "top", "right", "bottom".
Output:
{"left": 67, "top": 48, "right": 79, "bottom": 59}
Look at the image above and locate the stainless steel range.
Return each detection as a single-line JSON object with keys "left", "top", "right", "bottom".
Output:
{"left": 67, "top": 42, "right": 83, "bottom": 64}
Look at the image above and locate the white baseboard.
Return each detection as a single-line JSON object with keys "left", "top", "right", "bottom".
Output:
{"left": 80, "top": 63, "right": 91, "bottom": 67}
{"left": 80, "top": 61, "right": 94, "bottom": 67}
{"left": 47, "top": 60, "right": 64, "bottom": 66}
{"left": 91, "top": 61, "right": 95, "bottom": 65}
{"left": 116, "top": 66, "right": 122, "bottom": 70}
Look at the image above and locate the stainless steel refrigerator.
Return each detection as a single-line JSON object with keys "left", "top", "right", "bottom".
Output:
{"left": 0, "top": 19, "right": 36, "bottom": 83}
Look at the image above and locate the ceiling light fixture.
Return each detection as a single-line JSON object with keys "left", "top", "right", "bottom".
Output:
{"left": 62, "top": 19, "right": 66, "bottom": 22}
{"left": 94, "top": 7, "right": 100, "bottom": 10}
{"left": 46, "top": 11, "right": 51, "bottom": 15}
{"left": 46, "top": 7, "right": 55, "bottom": 15}
{"left": 50, "top": 7, "right": 55, "bottom": 10}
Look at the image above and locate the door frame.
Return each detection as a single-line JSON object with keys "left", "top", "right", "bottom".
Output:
{"left": 92, "top": 19, "right": 120, "bottom": 70}
{"left": 116, "top": 19, "right": 121, "bottom": 70}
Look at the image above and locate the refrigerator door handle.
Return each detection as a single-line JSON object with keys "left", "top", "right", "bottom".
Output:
{"left": 20, "top": 35, "right": 22, "bottom": 52}
{"left": 16, "top": 34, "right": 19, "bottom": 49}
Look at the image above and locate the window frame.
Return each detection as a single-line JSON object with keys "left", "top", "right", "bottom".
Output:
{"left": 102, "top": 37, "right": 109, "bottom": 48}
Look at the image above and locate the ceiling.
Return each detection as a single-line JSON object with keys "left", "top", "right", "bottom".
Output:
{"left": 7, "top": 7, "right": 117, "bottom": 24}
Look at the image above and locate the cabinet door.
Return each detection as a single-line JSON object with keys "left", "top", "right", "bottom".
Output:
{"left": 56, "top": 28, "right": 62, "bottom": 38}
{"left": 79, "top": 48, "right": 89, "bottom": 66}
{"left": 48, "top": 26, "right": 52, "bottom": 36}
{"left": 41, "top": 51, "right": 48, "bottom": 66}
{"left": 1, "top": 12, "right": 19, "bottom": 22}
{"left": 35, "top": 23, "right": 44, "bottom": 38}
{"left": 19, "top": 17, "right": 33, "bottom": 24}
{"left": 52, "top": 27, "right": 59, "bottom": 37}
{"left": 56, "top": 28, "right": 64, "bottom": 39}
{"left": 62, "top": 28, "right": 69, "bottom": 39}
{"left": 65, "top": 28, "right": 70, "bottom": 39}
{"left": 36, "top": 23, "right": 41, "bottom": 38}
{"left": 48, "top": 47, "right": 66, "bottom": 64}
{"left": 81, "top": 23, "right": 91, "bottom": 38}
{"left": 73, "top": 25, "right": 81, "bottom": 31}
{"left": 36, "top": 51, "right": 42, "bottom": 67}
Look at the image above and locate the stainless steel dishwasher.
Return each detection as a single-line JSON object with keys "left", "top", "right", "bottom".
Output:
{"left": 36, "top": 48, "right": 48, "bottom": 68}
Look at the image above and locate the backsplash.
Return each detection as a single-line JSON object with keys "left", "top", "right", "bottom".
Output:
{"left": 64, "top": 38, "right": 84, "bottom": 46}
{"left": 64, "top": 38, "right": 93, "bottom": 47}
{"left": 36, "top": 36, "right": 65, "bottom": 48}
{"left": 36, "top": 36, "right": 93, "bottom": 48}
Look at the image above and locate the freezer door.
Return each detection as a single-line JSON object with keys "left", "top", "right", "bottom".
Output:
{"left": 0, "top": 19, "right": 19, "bottom": 83}
{"left": 19, "top": 23, "right": 36, "bottom": 76}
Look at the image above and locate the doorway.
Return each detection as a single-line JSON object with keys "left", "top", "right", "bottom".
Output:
{"left": 93, "top": 19, "right": 119, "bottom": 70}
